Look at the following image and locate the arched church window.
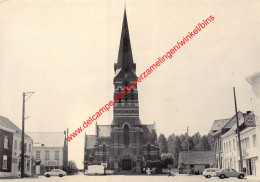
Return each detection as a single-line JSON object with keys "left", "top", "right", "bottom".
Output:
{"left": 147, "top": 143, "right": 151, "bottom": 160}
{"left": 124, "top": 125, "right": 129, "bottom": 146}
{"left": 118, "top": 88, "right": 122, "bottom": 103}
{"left": 103, "top": 143, "right": 106, "bottom": 162}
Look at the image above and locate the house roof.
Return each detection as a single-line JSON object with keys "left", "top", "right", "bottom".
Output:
{"left": 211, "top": 111, "right": 243, "bottom": 136}
{"left": 85, "top": 135, "right": 96, "bottom": 149}
{"left": 0, "top": 116, "right": 31, "bottom": 138}
{"left": 97, "top": 125, "right": 111, "bottom": 138}
{"left": 178, "top": 151, "right": 216, "bottom": 165}
{"left": 28, "top": 132, "right": 65, "bottom": 147}
{"left": 211, "top": 118, "right": 230, "bottom": 133}
{"left": 221, "top": 116, "right": 246, "bottom": 138}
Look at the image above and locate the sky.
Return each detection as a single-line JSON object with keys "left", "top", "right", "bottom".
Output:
{"left": 0, "top": 0, "right": 260, "bottom": 169}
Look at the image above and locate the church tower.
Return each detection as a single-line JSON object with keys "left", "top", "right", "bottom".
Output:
{"left": 84, "top": 9, "right": 159, "bottom": 175}
{"left": 111, "top": 9, "right": 143, "bottom": 174}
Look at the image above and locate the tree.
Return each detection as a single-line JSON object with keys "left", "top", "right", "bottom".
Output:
{"left": 161, "top": 153, "right": 174, "bottom": 168}
{"left": 192, "top": 132, "right": 201, "bottom": 151}
{"left": 167, "top": 133, "right": 175, "bottom": 154}
{"left": 180, "top": 134, "right": 194, "bottom": 151}
{"left": 172, "top": 136, "right": 182, "bottom": 167}
{"left": 157, "top": 134, "right": 168, "bottom": 154}
{"left": 68, "top": 160, "right": 78, "bottom": 174}
{"left": 199, "top": 135, "right": 211, "bottom": 151}
{"left": 207, "top": 133, "right": 214, "bottom": 151}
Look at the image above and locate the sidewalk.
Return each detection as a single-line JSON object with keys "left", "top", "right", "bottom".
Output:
{"left": 245, "top": 175, "right": 260, "bottom": 182}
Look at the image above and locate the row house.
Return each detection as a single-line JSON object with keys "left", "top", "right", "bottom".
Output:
{"left": 211, "top": 111, "right": 258, "bottom": 176}
{"left": 221, "top": 112, "right": 257, "bottom": 176}
{"left": 0, "top": 116, "right": 33, "bottom": 177}
{"left": 210, "top": 111, "right": 243, "bottom": 169}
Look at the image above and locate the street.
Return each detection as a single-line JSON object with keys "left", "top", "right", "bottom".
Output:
{"left": 1, "top": 173, "right": 259, "bottom": 182}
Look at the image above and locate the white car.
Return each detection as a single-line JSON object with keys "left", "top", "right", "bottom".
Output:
{"left": 44, "top": 169, "right": 67, "bottom": 177}
{"left": 203, "top": 168, "right": 220, "bottom": 178}
{"left": 216, "top": 168, "right": 245, "bottom": 179}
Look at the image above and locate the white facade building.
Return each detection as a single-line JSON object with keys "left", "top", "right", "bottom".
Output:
{"left": 221, "top": 116, "right": 258, "bottom": 176}
{"left": 11, "top": 133, "right": 33, "bottom": 177}
{"left": 28, "top": 132, "right": 66, "bottom": 175}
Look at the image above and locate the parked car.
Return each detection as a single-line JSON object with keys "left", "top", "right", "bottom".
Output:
{"left": 44, "top": 169, "right": 67, "bottom": 177}
{"left": 216, "top": 168, "right": 245, "bottom": 179}
{"left": 202, "top": 168, "right": 220, "bottom": 178}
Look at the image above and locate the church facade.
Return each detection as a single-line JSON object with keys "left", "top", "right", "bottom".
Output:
{"left": 84, "top": 10, "right": 160, "bottom": 174}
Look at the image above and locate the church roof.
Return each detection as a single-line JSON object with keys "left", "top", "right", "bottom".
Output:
{"left": 97, "top": 125, "right": 111, "bottom": 138}
{"left": 142, "top": 124, "right": 156, "bottom": 133}
{"left": 85, "top": 135, "right": 96, "bottom": 149}
{"left": 114, "top": 9, "right": 137, "bottom": 79}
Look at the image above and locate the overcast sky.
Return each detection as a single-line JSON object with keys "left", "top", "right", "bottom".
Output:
{"left": 0, "top": 0, "right": 260, "bottom": 169}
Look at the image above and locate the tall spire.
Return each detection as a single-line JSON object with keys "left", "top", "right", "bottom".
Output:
{"left": 114, "top": 9, "right": 135, "bottom": 72}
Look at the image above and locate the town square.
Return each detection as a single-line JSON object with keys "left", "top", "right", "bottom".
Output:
{"left": 0, "top": 0, "right": 260, "bottom": 181}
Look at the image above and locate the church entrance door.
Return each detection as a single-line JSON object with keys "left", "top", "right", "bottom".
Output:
{"left": 122, "top": 154, "right": 132, "bottom": 170}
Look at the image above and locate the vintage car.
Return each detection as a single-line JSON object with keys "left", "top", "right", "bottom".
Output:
{"left": 44, "top": 169, "right": 67, "bottom": 177}
{"left": 202, "top": 168, "right": 220, "bottom": 178}
{"left": 216, "top": 168, "right": 245, "bottom": 179}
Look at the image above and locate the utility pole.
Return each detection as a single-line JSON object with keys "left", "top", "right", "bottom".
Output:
{"left": 233, "top": 87, "right": 243, "bottom": 172}
{"left": 21, "top": 92, "right": 35, "bottom": 178}
{"left": 187, "top": 127, "right": 190, "bottom": 175}
{"left": 66, "top": 128, "right": 69, "bottom": 174}
{"left": 21, "top": 93, "right": 25, "bottom": 178}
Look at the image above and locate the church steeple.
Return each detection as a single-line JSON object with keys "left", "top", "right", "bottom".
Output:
{"left": 114, "top": 9, "right": 136, "bottom": 77}
{"left": 112, "top": 9, "right": 140, "bottom": 125}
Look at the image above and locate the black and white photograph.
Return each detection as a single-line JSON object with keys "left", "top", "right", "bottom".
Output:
{"left": 0, "top": 0, "right": 260, "bottom": 182}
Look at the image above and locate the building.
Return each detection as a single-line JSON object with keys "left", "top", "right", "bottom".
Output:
{"left": 28, "top": 132, "right": 68, "bottom": 175}
{"left": 220, "top": 112, "right": 257, "bottom": 176}
{"left": 84, "top": 10, "right": 160, "bottom": 174}
{"left": 178, "top": 151, "right": 216, "bottom": 174}
{"left": 0, "top": 116, "right": 33, "bottom": 177}
{"left": 0, "top": 126, "right": 13, "bottom": 177}
{"left": 246, "top": 72, "right": 260, "bottom": 179}
{"left": 211, "top": 112, "right": 244, "bottom": 169}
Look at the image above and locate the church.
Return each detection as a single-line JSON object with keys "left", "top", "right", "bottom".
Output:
{"left": 84, "top": 10, "right": 160, "bottom": 174}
